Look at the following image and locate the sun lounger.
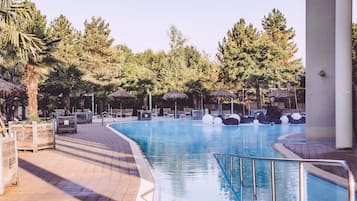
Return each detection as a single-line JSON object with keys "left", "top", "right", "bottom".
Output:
{"left": 210, "top": 110, "right": 219, "bottom": 117}
{"left": 151, "top": 108, "right": 160, "bottom": 117}
{"left": 163, "top": 108, "right": 174, "bottom": 117}
{"left": 183, "top": 107, "right": 192, "bottom": 116}
{"left": 123, "top": 108, "right": 133, "bottom": 117}
{"left": 112, "top": 109, "right": 123, "bottom": 118}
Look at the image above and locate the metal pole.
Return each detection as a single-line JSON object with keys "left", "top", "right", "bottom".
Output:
{"left": 239, "top": 158, "right": 243, "bottom": 184}
{"left": 230, "top": 155, "right": 234, "bottom": 179}
{"left": 271, "top": 161, "right": 276, "bottom": 201}
{"left": 252, "top": 159, "right": 257, "bottom": 200}
{"left": 299, "top": 162, "right": 305, "bottom": 201}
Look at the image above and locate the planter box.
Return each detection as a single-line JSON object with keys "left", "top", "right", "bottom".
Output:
{"left": 0, "top": 134, "right": 18, "bottom": 194}
{"left": 9, "top": 121, "right": 55, "bottom": 152}
{"left": 56, "top": 115, "right": 77, "bottom": 134}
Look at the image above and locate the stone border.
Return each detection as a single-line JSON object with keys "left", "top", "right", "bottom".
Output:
{"left": 273, "top": 142, "right": 357, "bottom": 191}
{"left": 107, "top": 123, "right": 156, "bottom": 201}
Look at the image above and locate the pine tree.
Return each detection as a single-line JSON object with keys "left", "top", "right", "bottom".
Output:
{"left": 217, "top": 18, "right": 259, "bottom": 91}
{"left": 46, "top": 14, "right": 80, "bottom": 65}
{"left": 261, "top": 8, "right": 303, "bottom": 87}
{"left": 79, "top": 16, "right": 119, "bottom": 86}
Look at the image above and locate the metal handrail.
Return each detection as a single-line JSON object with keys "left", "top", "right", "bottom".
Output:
{"left": 213, "top": 153, "right": 356, "bottom": 201}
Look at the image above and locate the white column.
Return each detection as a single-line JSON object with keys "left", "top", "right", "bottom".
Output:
{"left": 230, "top": 98, "right": 234, "bottom": 114}
{"left": 335, "top": 0, "right": 353, "bottom": 149}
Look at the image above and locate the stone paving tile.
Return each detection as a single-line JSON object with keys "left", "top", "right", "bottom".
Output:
{"left": 0, "top": 123, "right": 140, "bottom": 201}
{"left": 283, "top": 134, "right": 357, "bottom": 180}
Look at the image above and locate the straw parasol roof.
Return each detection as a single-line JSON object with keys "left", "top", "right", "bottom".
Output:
{"left": 267, "top": 89, "right": 294, "bottom": 98}
{"left": 209, "top": 88, "right": 236, "bottom": 98}
{"left": 0, "top": 78, "right": 24, "bottom": 137}
{"left": 162, "top": 90, "right": 188, "bottom": 101}
{"left": 109, "top": 87, "right": 134, "bottom": 98}
{"left": 0, "top": 78, "right": 23, "bottom": 97}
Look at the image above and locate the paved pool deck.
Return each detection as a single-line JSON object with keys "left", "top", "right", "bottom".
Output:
{"left": 1, "top": 122, "right": 143, "bottom": 201}
{"left": 275, "top": 133, "right": 357, "bottom": 186}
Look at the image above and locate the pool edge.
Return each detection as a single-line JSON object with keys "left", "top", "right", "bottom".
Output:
{"left": 107, "top": 123, "right": 156, "bottom": 201}
{"left": 273, "top": 142, "right": 357, "bottom": 191}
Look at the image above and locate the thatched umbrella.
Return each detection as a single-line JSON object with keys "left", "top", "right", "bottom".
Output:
{"left": 0, "top": 78, "right": 23, "bottom": 97}
{"left": 0, "top": 78, "right": 24, "bottom": 137}
{"left": 162, "top": 90, "right": 188, "bottom": 118}
{"left": 209, "top": 88, "right": 236, "bottom": 115}
{"left": 267, "top": 89, "right": 295, "bottom": 112}
{"left": 267, "top": 89, "right": 294, "bottom": 98}
{"left": 109, "top": 87, "right": 134, "bottom": 98}
{"left": 109, "top": 87, "right": 134, "bottom": 115}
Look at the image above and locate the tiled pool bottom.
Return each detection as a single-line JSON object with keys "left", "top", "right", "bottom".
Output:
{"left": 111, "top": 120, "right": 356, "bottom": 201}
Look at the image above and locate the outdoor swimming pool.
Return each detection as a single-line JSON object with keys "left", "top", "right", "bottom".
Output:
{"left": 111, "top": 120, "right": 356, "bottom": 201}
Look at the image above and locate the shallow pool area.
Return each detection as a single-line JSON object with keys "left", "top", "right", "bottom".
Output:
{"left": 111, "top": 120, "right": 355, "bottom": 201}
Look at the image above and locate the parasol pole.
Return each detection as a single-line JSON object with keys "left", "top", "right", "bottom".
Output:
{"left": 174, "top": 101, "right": 177, "bottom": 118}
{"left": 91, "top": 93, "right": 95, "bottom": 113}
{"left": 242, "top": 89, "right": 245, "bottom": 116}
{"left": 200, "top": 95, "right": 204, "bottom": 110}
{"left": 149, "top": 92, "right": 152, "bottom": 111}
{"left": 231, "top": 98, "right": 234, "bottom": 114}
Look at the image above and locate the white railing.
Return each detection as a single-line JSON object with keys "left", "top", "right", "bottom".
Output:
{"left": 214, "top": 153, "right": 355, "bottom": 201}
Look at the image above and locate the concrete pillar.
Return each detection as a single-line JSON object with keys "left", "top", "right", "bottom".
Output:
{"left": 335, "top": 0, "right": 353, "bottom": 149}
{"left": 306, "top": 0, "right": 336, "bottom": 140}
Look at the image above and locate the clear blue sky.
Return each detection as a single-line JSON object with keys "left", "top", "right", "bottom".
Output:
{"left": 31, "top": 0, "right": 357, "bottom": 63}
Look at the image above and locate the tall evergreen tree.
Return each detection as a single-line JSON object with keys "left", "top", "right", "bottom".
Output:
{"left": 79, "top": 16, "right": 119, "bottom": 86}
{"left": 261, "top": 8, "right": 303, "bottom": 87}
{"left": 217, "top": 18, "right": 259, "bottom": 91}
{"left": 46, "top": 14, "right": 80, "bottom": 65}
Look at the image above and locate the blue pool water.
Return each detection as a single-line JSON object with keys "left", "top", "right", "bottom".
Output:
{"left": 111, "top": 120, "right": 355, "bottom": 201}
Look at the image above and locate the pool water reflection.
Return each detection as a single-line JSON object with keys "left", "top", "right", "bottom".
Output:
{"left": 111, "top": 120, "right": 354, "bottom": 201}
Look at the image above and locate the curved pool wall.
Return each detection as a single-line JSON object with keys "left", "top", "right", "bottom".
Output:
{"left": 111, "top": 120, "right": 356, "bottom": 201}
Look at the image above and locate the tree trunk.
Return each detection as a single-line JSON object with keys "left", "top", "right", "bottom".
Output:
{"left": 143, "top": 95, "right": 148, "bottom": 110}
{"left": 193, "top": 94, "right": 198, "bottom": 109}
{"left": 62, "top": 93, "right": 70, "bottom": 115}
{"left": 22, "top": 64, "right": 39, "bottom": 118}
{"left": 79, "top": 97, "right": 85, "bottom": 112}
{"left": 255, "top": 81, "right": 261, "bottom": 109}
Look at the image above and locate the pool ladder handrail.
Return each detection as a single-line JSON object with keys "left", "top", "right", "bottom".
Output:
{"left": 213, "top": 153, "right": 356, "bottom": 201}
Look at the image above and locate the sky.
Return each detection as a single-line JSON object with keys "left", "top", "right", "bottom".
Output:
{"left": 31, "top": 0, "right": 357, "bottom": 63}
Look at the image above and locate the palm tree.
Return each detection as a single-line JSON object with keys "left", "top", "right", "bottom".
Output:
{"left": 0, "top": 0, "right": 45, "bottom": 118}
{"left": 41, "top": 65, "right": 84, "bottom": 115}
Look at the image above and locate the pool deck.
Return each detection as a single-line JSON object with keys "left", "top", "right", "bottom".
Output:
{"left": 275, "top": 133, "right": 357, "bottom": 186}
{"left": 0, "top": 122, "right": 142, "bottom": 201}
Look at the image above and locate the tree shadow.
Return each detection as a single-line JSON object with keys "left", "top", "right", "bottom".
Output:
{"left": 19, "top": 158, "right": 115, "bottom": 201}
